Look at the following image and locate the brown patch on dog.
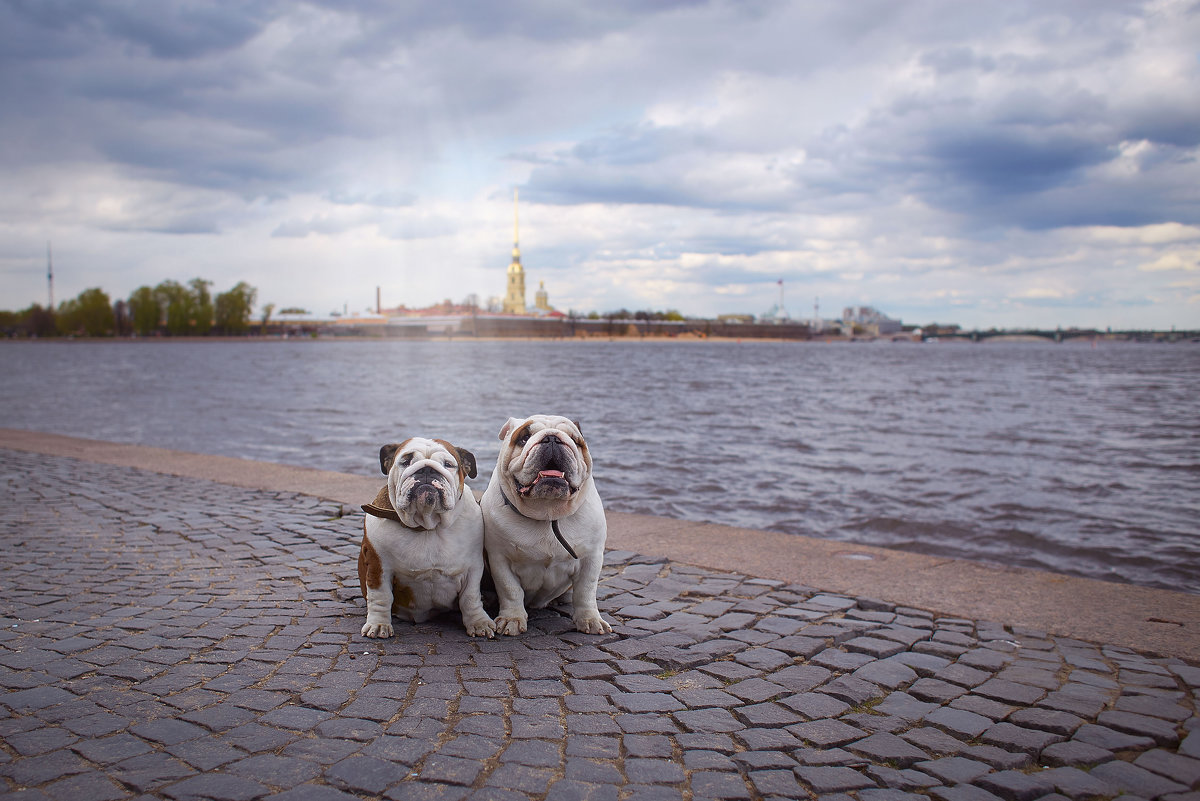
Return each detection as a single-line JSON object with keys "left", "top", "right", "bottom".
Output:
{"left": 434, "top": 439, "right": 477, "bottom": 490}
{"left": 508, "top": 421, "right": 535, "bottom": 447}
{"left": 379, "top": 437, "right": 415, "bottom": 474}
{"left": 391, "top": 579, "right": 415, "bottom": 614}
{"left": 358, "top": 525, "right": 383, "bottom": 598}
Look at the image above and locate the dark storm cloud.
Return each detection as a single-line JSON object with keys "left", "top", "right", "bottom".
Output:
{"left": 313, "top": 0, "right": 711, "bottom": 46}
{"left": 2, "top": 0, "right": 274, "bottom": 59}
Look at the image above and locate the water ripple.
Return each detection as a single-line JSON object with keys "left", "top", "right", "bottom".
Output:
{"left": 1, "top": 338, "right": 1197, "bottom": 593}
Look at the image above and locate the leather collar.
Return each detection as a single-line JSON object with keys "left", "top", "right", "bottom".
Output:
{"left": 361, "top": 486, "right": 424, "bottom": 531}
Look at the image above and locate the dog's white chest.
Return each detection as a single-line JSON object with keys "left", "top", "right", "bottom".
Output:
{"left": 363, "top": 515, "right": 479, "bottom": 619}
{"left": 510, "top": 547, "right": 578, "bottom": 608}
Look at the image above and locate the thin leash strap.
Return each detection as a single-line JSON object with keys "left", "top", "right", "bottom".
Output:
{"left": 501, "top": 489, "right": 579, "bottom": 559}
{"left": 551, "top": 519, "right": 578, "bottom": 560}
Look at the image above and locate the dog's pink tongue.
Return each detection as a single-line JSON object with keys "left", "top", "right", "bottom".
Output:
{"left": 538, "top": 470, "right": 564, "bottom": 480}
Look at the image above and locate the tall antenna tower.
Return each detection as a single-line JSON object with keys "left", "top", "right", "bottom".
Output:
{"left": 47, "top": 242, "right": 54, "bottom": 309}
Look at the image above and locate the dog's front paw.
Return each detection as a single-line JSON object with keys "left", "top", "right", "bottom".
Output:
{"left": 493, "top": 614, "right": 528, "bottom": 636}
{"left": 464, "top": 615, "right": 497, "bottom": 639}
{"left": 573, "top": 611, "right": 612, "bottom": 635}
{"left": 361, "top": 621, "right": 394, "bottom": 638}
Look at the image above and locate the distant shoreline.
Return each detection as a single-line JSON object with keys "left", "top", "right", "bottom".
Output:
{"left": 3, "top": 333, "right": 1192, "bottom": 345}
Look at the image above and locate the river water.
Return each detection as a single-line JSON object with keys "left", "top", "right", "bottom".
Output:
{"left": 2, "top": 339, "right": 1196, "bottom": 594}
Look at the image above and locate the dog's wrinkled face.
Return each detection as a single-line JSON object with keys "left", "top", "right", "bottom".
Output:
{"left": 498, "top": 415, "right": 591, "bottom": 511}
{"left": 380, "top": 437, "right": 478, "bottom": 529}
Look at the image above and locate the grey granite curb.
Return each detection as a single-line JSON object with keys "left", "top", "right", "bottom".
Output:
{"left": 2, "top": 447, "right": 1198, "bottom": 801}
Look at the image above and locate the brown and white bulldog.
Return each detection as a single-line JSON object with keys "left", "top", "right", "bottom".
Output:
{"left": 481, "top": 414, "right": 611, "bottom": 636}
{"left": 358, "top": 437, "right": 495, "bottom": 639}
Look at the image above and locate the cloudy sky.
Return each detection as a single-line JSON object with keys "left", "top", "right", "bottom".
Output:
{"left": 2, "top": 0, "right": 1198, "bottom": 329}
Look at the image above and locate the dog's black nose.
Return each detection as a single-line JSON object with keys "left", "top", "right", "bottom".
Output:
{"left": 539, "top": 434, "right": 562, "bottom": 446}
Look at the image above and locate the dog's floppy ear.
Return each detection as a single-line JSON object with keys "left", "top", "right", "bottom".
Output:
{"left": 456, "top": 447, "right": 478, "bottom": 479}
{"left": 379, "top": 443, "right": 402, "bottom": 475}
{"left": 573, "top": 419, "right": 583, "bottom": 434}
{"left": 498, "top": 417, "right": 523, "bottom": 441}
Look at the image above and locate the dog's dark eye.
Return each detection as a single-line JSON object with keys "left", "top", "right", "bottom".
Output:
{"left": 398, "top": 455, "right": 413, "bottom": 467}
{"left": 443, "top": 459, "right": 455, "bottom": 469}
{"left": 515, "top": 430, "right": 531, "bottom": 446}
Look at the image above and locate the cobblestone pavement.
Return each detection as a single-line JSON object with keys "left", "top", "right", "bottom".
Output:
{"left": 2, "top": 448, "right": 1198, "bottom": 801}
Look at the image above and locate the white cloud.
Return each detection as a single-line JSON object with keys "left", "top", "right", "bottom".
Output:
{"left": 0, "top": 0, "right": 1197, "bottom": 329}
{"left": 1139, "top": 250, "right": 1200, "bottom": 273}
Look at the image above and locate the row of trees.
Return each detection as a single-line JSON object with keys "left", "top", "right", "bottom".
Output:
{"left": 1, "top": 279, "right": 263, "bottom": 338}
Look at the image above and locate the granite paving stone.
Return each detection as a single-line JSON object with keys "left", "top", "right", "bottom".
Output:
{"left": 847, "top": 710, "right": 909, "bottom": 734}
{"left": 733, "top": 750, "right": 798, "bottom": 769}
{"left": 1097, "top": 710, "right": 1183, "bottom": 746}
{"left": 865, "top": 764, "right": 940, "bottom": 791}
{"left": 1040, "top": 739, "right": 1114, "bottom": 767}
{"left": 910, "top": 677, "right": 971, "bottom": 704}
{"left": 854, "top": 657, "right": 920, "bottom": 690}
{"left": 788, "top": 718, "right": 870, "bottom": 747}
{"left": 821, "top": 675, "right": 886, "bottom": 706}
{"left": 733, "top": 726, "right": 803, "bottom": 751}
{"left": 673, "top": 707, "right": 745, "bottom": 734}
{"left": 937, "top": 663, "right": 994, "bottom": 689}
{"left": 1007, "top": 707, "right": 1084, "bottom": 736}
{"left": 1134, "top": 748, "right": 1200, "bottom": 787}
{"left": 1179, "top": 731, "right": 1200, "bottom": 760}
{"left": 1036, "top": 766, "right": 1115, "bottom": 800}
{"left": 973, "top": 769, "right": 1057, "bottom": 801}
{"left": 1073, "top": 722, "right": 1158, "bottom": 751}
{"left": 848, "top": 732, "right": 932, "bottom": 767}
{"left": 794, "top": 765, "right": 878, "bottom": 793}
{"left": 874, "top": 691, "right": 940, "bottom": 722}
{"left": 929, "top": 785, "right": 1006, "bottom": 801}
{"left": 748, "top": 767, "right": 806, "bottom": 797}
{"left": 2, "top": 447, "right": 1197, "bottom": 801}
{"left": 689, "top": 770, "right": 751, "bottom": 799}
{"left": 916, "top": 756, "right": 993, "bottom": 784}
{"left": 160, "top": 772, "right": 269, "bottom": 801}
{"left": 783, "top": 691, "right": 852, "bottom": 720}
{"left": 1115, "top": 695, "right": 1192, "bottom": 722}
{"left": 722, "top": 676, "right": 786, "bottom": 703}
{"left": 926, "top": 706, "right": 995, "bottom": 739}
{"left": 108, "top": 752, "right": 197, "bottom": 792}
{"left": 976, "top": 679, "right": 1048, "bottom": 706}
{"left": 814, "top": 647, "right": 881, "bottom": 672}
{"left": 845, "top": 636, "right": 908, "bottom": 659}
{"left": 962, "top": 745, "right": 1031, "bottom": 771}
{"left": 1090, "top": 759, "right": 1190, "bottom": 799}
{"left": 902, "top": 726, "right": 970, "bottom": 756}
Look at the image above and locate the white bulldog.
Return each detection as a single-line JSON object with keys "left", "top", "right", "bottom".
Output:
{"left": 358, "top": 437, "right": 495, "bottom": 639}
{"left": 481, "top": 414, "right": 611, "bottom": 636}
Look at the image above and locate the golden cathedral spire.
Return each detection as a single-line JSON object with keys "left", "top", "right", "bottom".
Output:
{"left": 503, "top": 188, "right": 527, "bottom": 314}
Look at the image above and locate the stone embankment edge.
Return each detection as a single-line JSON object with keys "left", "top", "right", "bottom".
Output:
{"left": 3, "top": 427, "right": 1195, "bottom": 662}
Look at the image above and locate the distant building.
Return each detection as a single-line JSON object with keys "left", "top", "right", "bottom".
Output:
{"left": 761, "top": 280, "right": 790, "bottom": 323}
{"left": 760, "top": 302, "right": 790, "bottom": 324}
{"left": 842, "top": 306, "right": 903, "bottom": 335}
{"left": 534, "top": 281, "right": 551, "bottom": 312}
